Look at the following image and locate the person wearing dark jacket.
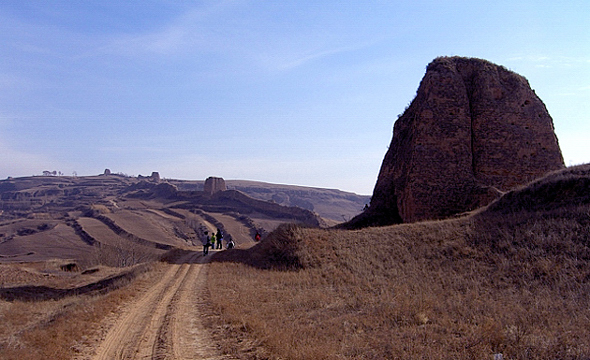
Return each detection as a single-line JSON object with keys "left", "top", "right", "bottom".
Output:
{"left": 226, "top": 235, "right": 235, "bottom": 249}
{"left": 216, "top": 228, "right": 223, "bottom": 249}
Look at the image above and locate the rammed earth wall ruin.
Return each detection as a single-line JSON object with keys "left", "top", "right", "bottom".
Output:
{"left": 347, "top": 56, "right": 564, "bottom": 228}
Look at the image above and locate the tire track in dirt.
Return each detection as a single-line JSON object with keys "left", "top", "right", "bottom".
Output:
{"left": 91, "top": 252, "right": 226, "bottom": 360}
{"left": 153, "top": 257, "right": 222, "bottom": 359}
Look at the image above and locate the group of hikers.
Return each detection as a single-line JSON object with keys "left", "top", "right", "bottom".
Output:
{"left": 202, "top": 228, "right": 235, "bottom": 255}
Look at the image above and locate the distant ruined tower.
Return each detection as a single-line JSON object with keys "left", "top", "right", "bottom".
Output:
{"left": 204, "top": 177, "right": 226, "bottom": 195}
{"left": 150, "top": 172, "right": 161, "bottom": 182}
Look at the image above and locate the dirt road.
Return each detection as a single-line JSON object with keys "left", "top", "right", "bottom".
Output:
{"left": 90, "top": 251, "right": 229, "bottom": 360}
{"left": 85, "top": 211, "right": 260, "bottom": 360}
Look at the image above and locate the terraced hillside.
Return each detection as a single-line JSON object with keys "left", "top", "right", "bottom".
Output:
{"left": 0, "top": 174, "right": 346, "bottom": 266}
{"left": 0, "top": 174, "right": 272, "bottom": 359}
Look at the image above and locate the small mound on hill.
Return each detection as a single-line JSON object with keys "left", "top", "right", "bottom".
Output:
{"left": 211, "top": 223, "right": 310, "bottom": 270}
{"left": 467, "top": 164, "right": 590, "bottom": 290}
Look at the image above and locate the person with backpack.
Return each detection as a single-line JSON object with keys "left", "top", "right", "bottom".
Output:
{"left": 226, "top": 235, "right": 235, "bottom": 249}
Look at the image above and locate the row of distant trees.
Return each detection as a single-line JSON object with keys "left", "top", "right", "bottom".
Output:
{"left": 41, "top": 170, "right": 77, "bottom": 177}
{"left": 40, "top": 170, "right": 134, "bottom": 177}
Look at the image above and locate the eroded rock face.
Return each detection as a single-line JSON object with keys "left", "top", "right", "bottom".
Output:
{"left": 349, "top": 56, "right": 564, "bottom": 227}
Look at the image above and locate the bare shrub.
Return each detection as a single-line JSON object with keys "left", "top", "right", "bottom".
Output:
{"left": 85, "top": 238, "right": 161, "bottom": 268}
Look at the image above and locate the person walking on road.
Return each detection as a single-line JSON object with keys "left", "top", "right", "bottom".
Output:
{"left": 202, "top": 231, "right": 211, "bottom": 255}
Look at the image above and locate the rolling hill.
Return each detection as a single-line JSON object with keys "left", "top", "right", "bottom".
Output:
{"left": 208, "top": 164, "right": 590, "bottom": 359}
{"left": 0, "top": 173, "right": 368, "bottom": 265}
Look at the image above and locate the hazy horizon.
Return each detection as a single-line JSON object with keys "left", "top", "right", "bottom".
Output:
{"left": 1, "top": 1, "right": 588, "bottom": 195}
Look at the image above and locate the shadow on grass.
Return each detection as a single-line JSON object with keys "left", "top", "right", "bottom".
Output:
{"left": 0, "top": 264, "right": 150, "bottom": 302}
{"left": 208, "top": 247, "right": 273, "bottom": 269}
{"left": 157, "top": 247, "right": 267, "bottom": 268}
{"left": 209, "top": 245, "right": 301, "bottom": 271}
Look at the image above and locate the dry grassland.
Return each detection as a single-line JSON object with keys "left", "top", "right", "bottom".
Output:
{"left": 0, "top": 166, "right": 588, "bottom": 359}
{"left": 209, "top": 198, "right": 590, "bottom": 359}
{"left": 0, "top": 263, "right": 165, "bottom": 360}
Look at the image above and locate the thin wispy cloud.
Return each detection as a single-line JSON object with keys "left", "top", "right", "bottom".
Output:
{"left": 95, "top": 2, "right": 389, "bottom": 75}
{"left": 105, "top": 16, "right": 207, "bottom": 57}
{"left": 0, "top": 1, "right": 588, "bottom": 193}
{"left": 94, "top": 1, "right": 246, "bottom": 58}
{"left": 260, "top": 37, "right": 386, "bottom": 72}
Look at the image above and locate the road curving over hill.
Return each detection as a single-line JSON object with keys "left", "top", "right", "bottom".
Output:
{"left": 90, "top": 251, "right": 230, "bottom": 360}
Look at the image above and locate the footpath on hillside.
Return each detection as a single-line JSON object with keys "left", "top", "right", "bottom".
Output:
{"left": 87, "top": 251, "right": 223, "bottom": 360}
{"left": 83, "top": 212, "right": 257, "bottom": 360}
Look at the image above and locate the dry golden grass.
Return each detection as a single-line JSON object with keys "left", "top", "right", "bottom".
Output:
{"left": 0, "top": 262, "right": 164, "bottom": 360}
{"left": 1, "top": 166, "right": 588, "bottom": 359}
{"left": 208, "top": 165, "right": 590, "bottom": 359}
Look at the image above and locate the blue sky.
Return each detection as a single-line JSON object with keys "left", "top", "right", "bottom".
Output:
{"left": 1, "top": 0, "right": 588, "bottom": 195}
